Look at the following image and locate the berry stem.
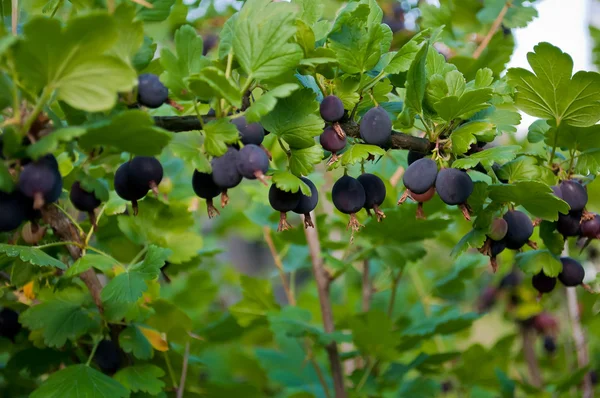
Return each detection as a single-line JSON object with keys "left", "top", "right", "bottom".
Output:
{"left": 206, "top": 199, "right": 220, "bottom": 219}
{"left": 220, "top": 190, "right": 229, "bottom": 208}
{"left": 277, "top": 212, "right": 292, "bottom": 232}
{"left": 303, "top": 213, "right": 315, "bottom": 229}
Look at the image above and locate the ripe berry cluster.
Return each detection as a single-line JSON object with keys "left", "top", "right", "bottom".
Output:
{"left": 399, "top": 157, "right": 474, "bottom": 219}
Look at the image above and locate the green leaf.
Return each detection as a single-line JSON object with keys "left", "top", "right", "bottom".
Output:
{"left": 160, "top": 25, "right": 210, "bottom": 100}
{"left": 187, "top": 66, "right": 241, "bottom": 107}
{"left": 79, "top": 110, "right": 172, "bottom": 156}
{"left": 381, "top": 32, "right": 428, "bottom": 74}
{"left": 450, "top": 121, "right": 495, "bottom": 155}
{"left": 271, "top": 171, "right": 311, "bottom": 195}
{"left": 110, "top": 4, "right": 144, "bottom": 64}
{"left": 362, "top": 207, "right": 451, "bottom": 244}
{"left": 203, "top": 118, "right": 240, "bottom": 157}
{"left": 119, "top": 325, "right": 154, "bottom": 360}
{"left": 435, "top": 255, "right": 487, "bottom": 297}
{"left": 268, "top": 306, "right": 350, "bottom": 346}
{"left": 261, "top": 88, "right": 324, "bottom": 150}
{"left": 0, "top": 73, "right": 13, "bottom": 112}
{"left": 0, "top": 162, "right": 15, "bottom": 193}
{"left": 30, "top": 364, "right": 128, "bottom": 398}
{"left": 515, "top": 249, "right": 562, "bottom": 276}
{"left": 478, "top": 0, "right": 538, "bottom": 29}
{"left": 527, "top": 119, "right": 550, "bottom": 143}
{"left": 497, "top": 156, "right": 556, "bottom": 185}
{"left": 451, "top": 228, "right": 487, "bottom": 257}
{"left": 328, "top": 1, "right": 391, "bottom": 74}
{"left": 452, "top": 145, "right": 520, "bottom": 169}
{"left": 101, "top": 246, "right": 171, "bottom": 308}
{"left": 0, "top": 244, "right": 66, "bottom": 269}
{"left": 168, "top": 131, "right": 211, "bottom": 172}
{"left": 550, "top": 123, "right": 600, "bottom": 152}
{"left": 114, "top": 364, "right": 165, "bottom": 395}
{"left": 20, "top": 289, "right": 100, "bottom": 348}
{"left": 15, "top": 15, "right": 136, "bottom": 112}
{"left": 399, "top": 42, "right": 428, "bottom": 126}
{"left": 117, "top": 200, "right": 202, "bottom": 264}
{"left": 507, "top": 42, "right": 600, "bottom": 127}
{"left": 289, "top": 145, "right": 324, "bottom": 176}
{"left": 230, "top": 275, "right": 280, "bottom": 327}
{"left": 340, "top": 144, "right": 386, "bottom": 166}
{"left": 136, "top": 0, "right": 175, "bottom": 22}
{"left": 132, "top": 36, "right": 157, "bottom": 72}
{"left": 233, "top": 0, "right": 303, "bottom": 80}
{"left": 293, "top": 0, "right": 324, "bottom": 26}
{"left": 244, "top": 83, "right": 300, "bottom": 123}
{"left": 576, "top": 149, "right": 600, "bottom": 175}
{"left": 350, "top": 311, "right": 399, "bottom": 361}
{"left": 487, "top": 181, "right": 569, "bottom": 220}
{"left": 403, "top": 311, "right": 480, "bottom": 338}
{"left": 539, "top": 221, "right": 565, "bottom": 256}
{"left": 27, "top": 128, "right": 87, "bottom": 159}
{"left": 433, "top": 88, "right": 493, "bottom": 122}
{"left": 65, "top": 254, "right": 116, "bottom": 277}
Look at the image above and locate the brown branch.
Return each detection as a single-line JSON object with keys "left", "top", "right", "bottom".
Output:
{"left": 521, "top": 327, "right": 542, "bottom": 388}
{"left": 473, "top": 1, "right": 510, "bottom": 59}
{"left": 153, "top": 116, "right": 433, "bottom": 154}
{"left": 304, "top": 213, "right": 347, "bottom": 398}
{"left": 40, "top": 205, "right": 104, "bottom": 312}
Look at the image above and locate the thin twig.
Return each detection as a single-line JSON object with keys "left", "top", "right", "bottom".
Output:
{"left": 521, "top": 327, "right": 542, "bottom": 388}
{"left": 176, "top": 342, "right": 190, "bottom": 398}
{"left": 11, "top": 0, "right": 17, "bottom": 35}
{"left": 473, "top": 2, "right": 510, "bottom": 59}
{"left": 263, "top": 226, "right": 296, "bottom": 305}
{"left": 164, "top": 352, "right": 178, "bottom": 390}
{"left": 387, "top": 271, "right": 403, "bottom": 318}
{"left": 304, "top": 214, "right": 347, "bottom": 398}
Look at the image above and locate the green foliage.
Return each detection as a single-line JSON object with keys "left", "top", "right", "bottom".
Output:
{"left": 0, "top": 0, "right": 598, "bottom": 396}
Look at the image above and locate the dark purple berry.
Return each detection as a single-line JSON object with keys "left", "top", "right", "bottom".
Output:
{"left": 293, "top": 177, "right": 319, "bottom": 228}
{"left": 320, "top": 95, "right": 345, "bottom": 122}
{"left": 114, "top": 162, "right": 149, "bottom": 215}
{"left": 319, "top": 126, "right": 346, "bottom": 153}
{"left": 236, "top": 144, "right": 269, "bottom": 180}
{"left": 0, "top": 191, "right": 29, "bottom": 232}
{"left": 0, "top": 308, "right": 21, "bottom": 341}
{"left": 559, "top": 257, "right": 585, "bottom": 287}
{"left": 332, "top": 176, "right": 366, "bottom": 215}
{"left": 358, "top": 173, "right": 386, "bottom": 221}
{"left": 532, "top": 272, "right": 556, "bottom": 294}
{"left": 211, "top": 147, "right": 243, "bottom": 189}
{"left": 18, "top": 154, "right": 62, "bottom": 209}
{"left": 560, "top": 180, "right": 588, "bottom": 212}
{"left": 232, "top": 116, "right": 265, "bottom": 146}
{"left": 128, "top": 157, "right": 163, "bottom": 193}
{"left": 137, "top": 73, "right": 168, "bottom": 108}
{"left": 69, "top": 182, "right": 101, "bottom": 213}
{"left": 403, "top": 158, "right": 437, "bottom": 194}
{"left": 93, "top": 340, "right": 122, "bottom": 375}
{"left": 503, "top": 210, "right": 534, "bottom": 250}
{"left": 192, "top": 171, "right": 221, "bottom": 218}
{"left": 543, "top": 335, "right": 556, "bottom": 354}
{"left": 435, "top": 168, "right": 474, "bottom": 205}
{"left": 407, "top": 150, "right": 425, "bottom": 165}
{"left": 359, "top": 106, "right": 392, "bottom": 147}
{"left": 269, "top": 185, "right": 302, "bottom": 232}
{"left": 557, "top": 211, "right": 582, "bottom": 237}
{"left": 490, "top": 239, "right": 506, "bottom": 257}
{"left": 581, "top": 214, "right": 600, "bottom": 239}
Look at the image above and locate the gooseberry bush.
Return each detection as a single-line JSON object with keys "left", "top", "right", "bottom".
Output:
{"left": 0, "top": 0, "right": 600, "bottom": 396}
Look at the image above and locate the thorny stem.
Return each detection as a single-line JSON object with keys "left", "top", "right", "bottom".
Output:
{"left": 53, "top": 203, "right": 85, "bottom": 236}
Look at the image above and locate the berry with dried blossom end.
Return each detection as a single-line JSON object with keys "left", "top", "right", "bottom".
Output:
{"left": 236, "top": 144, "right": 269, "bottom": 183}
{"left": 332, "top": 175, "right": 366, "bottom": 234}
{"left": 358, "top": 173, "right": 386, "bottom": 222}
{"left": 192, "top": 170, "right": 221, "bottom": 218}
{"left": 293, "top": 177, "right": 319, "bottom": 228}
{"left": 269, "top": 185, "right": 302, "bottom": 232}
